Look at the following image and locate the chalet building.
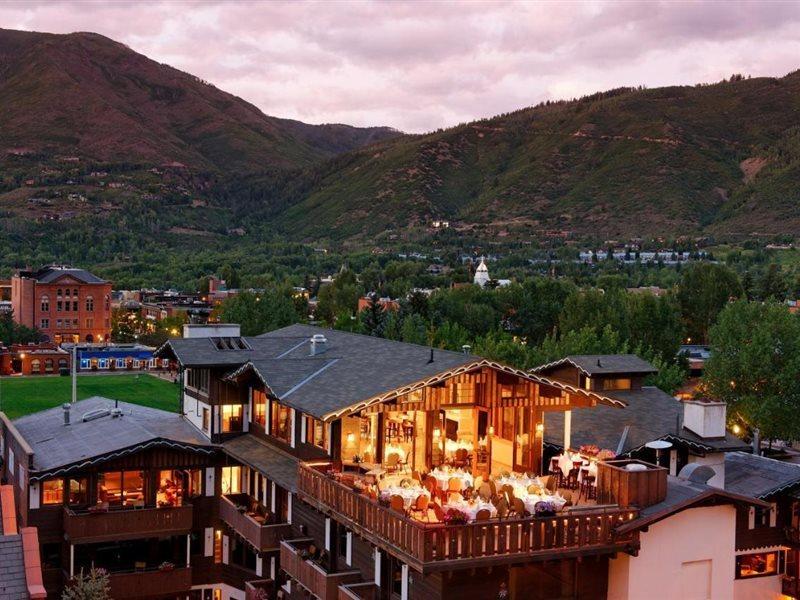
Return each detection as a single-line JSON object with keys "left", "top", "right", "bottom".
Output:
{"left": 11, "top": 266, "right": 112, "bottom": 344}
{"left": 356, "top": 296, "right": 400, "bottom": 313}
{"left": 534, "top": 356, "right": 750, "bottom": 488}
{"left": 0, "top": 325, "right": 786, "bottom": 600}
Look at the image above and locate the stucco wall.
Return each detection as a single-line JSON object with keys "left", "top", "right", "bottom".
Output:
{"left": 688, "top": 453, "right": 726, "bottom": 489}
{"left": 608, "top": 505, "right": 737, "bottom": 600}
{"left": 733, "top": 545, "right": 783, "bottom": 600}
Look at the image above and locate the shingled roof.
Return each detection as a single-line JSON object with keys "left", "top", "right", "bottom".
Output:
{"left": 27, "top": 266, "right": 106, "bottom": 284}
{"left": 11, "top": 397, "right": 215, "bottom": 479}
{"left": 725, "top": 451, "right": 800, "bottom": 499}
{"left": 544, "top": 386, "right": 749, "bottom": 455}
{"left": 532, "top": 355, "right": 657, "bottom": 377}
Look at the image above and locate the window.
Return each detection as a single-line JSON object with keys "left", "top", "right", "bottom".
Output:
{"left": 68, "top": 478, "right": 88, "bottom": 506}
{"left": 40, "top": 319, "right": 49, "bottom": 329}
{"left": 305, "top": 415, "right": 327, "bottom": 449}
{"left": 31, "top": 359, "right": 41, "bottom": 373}
{"left": 221, "top": 466, "right": 241, "bottom": 495}
{"left": 187, "top": 469, "right": 203, "bottom": 497}
{"left": 187, "top": 368, "right": 210, "bottom": 393}
{"left": 157, "top": 469, "right": 184, "bottom": 507}
{"left": 602, "top": 378, "right": 632, "bottom": 391}
{"left": 253, "top": 389, "right": 267, "bottom": 427}
{"left": 500, "top": 407, "right": 515, "bottom": 440}
{"left": 221, "top": 404, "right": 243, "bottom": 433}
{"left": 42, "top": 479, "right": 64, "bottom": 505}
{"left": 97, "top": 470, "right": 144, "bottom": 507}
{"left": 56, "top": 288, "right": 62, "bottom": 298}
{"left": 270, "top": 402, "right": 292, "bottom": 444}
{"left": 85, "top": 296, "right": 94, "bottom": 311}
{"left": 72, "top": 289, "right": 78, "bottom": 298}
{"left": 202, "top": 407, "right": 210, "bottom": 432}
{"left": 57, "top": 301, "right": 63, "bottom": 312}
{"left": 736, "top": 551, "right": 781, "bottom": 579}
{"left": 40, "top": 296, "right": 49, "bottom": 312}
{"left": 86, "top": 318, "right": 94, "bottom": 329}
{"left": 64, "top": 289, "right": 70, "bottom": 298}
{"left": 72, "top": 301, "right": 78, "bottom": 312}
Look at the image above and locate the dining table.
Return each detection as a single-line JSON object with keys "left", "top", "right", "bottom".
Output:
{"left": 495, "top": 473, "right": 542, "bottom": 498}
{"left": 380, "top": 484, "right": 430, "bottom": 509}
{"left": 429, "top": 467, "right": 473, "bottom": 491}
{"left": 443, "top": 497, "right": 498, "bottom": 522}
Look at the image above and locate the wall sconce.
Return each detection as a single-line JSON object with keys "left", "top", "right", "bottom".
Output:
{"left": 487, "top": 425, "right": 495, "bottom": 436}
{"left": 535, "top": 423, "right": 544, "bottom": 434}
{"left": 433, "top": 428, "right": 441, "bottom": 439}
{"left": 346, "top": 432, "right": 355, "bottom": 444}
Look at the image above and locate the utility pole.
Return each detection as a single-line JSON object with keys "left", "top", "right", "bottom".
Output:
{"left": 71, "top": 344, "right": 77, "bottom": 404}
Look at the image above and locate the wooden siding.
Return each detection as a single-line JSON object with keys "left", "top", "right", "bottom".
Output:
{"left": 219, "top": 493, "right": 292, "bottom": 551}
{"left": 281, "top": 540, "right": 361, "bottom": 600}
{"left": 596, "top": 460, "right": 667, "bottom": 508}
{"left": 108, "top": 567, "right": 193, "bottom": 599}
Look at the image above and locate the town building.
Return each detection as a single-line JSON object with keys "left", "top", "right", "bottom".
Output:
{"left": 356, "top": 296, "right": 400, "bottom": 313}
{"left": 1, "top": 325, "right": 792, "bottom": 600}
{"left": 473, "top": 257, "right": 490, "bottom": 287}
{"left": 11, "top": 266, "right": 112, "bottom": 344}
{"left": 0, "top": 343, "right": 71, "bottom": 376}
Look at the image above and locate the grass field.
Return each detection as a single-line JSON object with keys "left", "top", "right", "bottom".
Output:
{"left": 0, "top": 374, "right": 180, "bottom": 419}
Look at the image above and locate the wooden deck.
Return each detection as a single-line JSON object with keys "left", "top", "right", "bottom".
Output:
{"left": 280, "top": 539, "right": 361, "bottom": 600}
{"left": 218, "top": 494, "right": 292, "bottom": 551}
{"left": 63, "top": 503, "right": 193, "bottom": 543}
{"left": 297, "top": 465, "right": 640, "bottom": 574}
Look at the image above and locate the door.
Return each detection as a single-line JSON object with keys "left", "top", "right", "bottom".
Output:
{"left": 680, "top": 559, "right": 712, "bottom": 600}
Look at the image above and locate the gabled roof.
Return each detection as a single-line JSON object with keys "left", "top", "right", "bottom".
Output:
{"left": 222, "top": 435, "right": 299, "bottom": 493}
{"left": 27, "top": 266, "right": 106, "bottom": 284}
{"left": 532, "top": 354, "right": 657, "bottom": 377}
{"left": 221, "top": 324, "right": 625, "bottom": 420}
{"left": 616, "top": 475, "right": 768, "bottom": 534}
{"left": 544, "top": 386, "right": 749, "bottom": 455}
{"left": 725, "top": 451, "right": 800, "bottom": 499}
{"left": 10, "top": 397, "right": 215, "bottom": 479}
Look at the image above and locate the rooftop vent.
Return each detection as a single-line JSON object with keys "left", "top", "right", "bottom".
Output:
{"left": 462, "top": 344, "right": 471, "bottom": 355}
{"left": 81, "top": 408, "right": 111, "bottom": 422}
{"left": 678, "top": 463, "right": 716, "bottom": 485}
{"left": 310, "top": 334, "right": 328, "bottom": 356}
{"left": 211, "top": 337, "right": 250, "bottom": 351}
{"left": 62, "top": 403, "right": 71, "bottom": 426}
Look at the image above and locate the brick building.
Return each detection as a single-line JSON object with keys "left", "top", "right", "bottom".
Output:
{"left": 11, "top": 266, "right": 112, "bottom": 344}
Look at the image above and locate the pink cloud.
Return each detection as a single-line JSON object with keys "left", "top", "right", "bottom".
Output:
{"left": 2, "top": 0, "right": 800, "bottom": 133}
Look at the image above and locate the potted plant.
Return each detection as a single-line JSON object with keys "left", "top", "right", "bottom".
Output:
{"left": 579, "top": 444, "right": 600, "bottom": 457}
{"left": 533, "top": 501, "right": 557, "bottom": 517}
{"left": 443, "top": 509, "right": 468, "bottom": 525}
{"left": 597, "top": 449, "right": 617, "bottom": 461}
{"left": 352, "top": 454, "right": 362, "bottom": 465}
{"left": 158, "top": 561, "right": 175, "bottom": 572}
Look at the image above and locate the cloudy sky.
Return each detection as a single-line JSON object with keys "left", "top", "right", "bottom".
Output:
{"left": 4, "top": 0, "right": 800, "bottom": 133}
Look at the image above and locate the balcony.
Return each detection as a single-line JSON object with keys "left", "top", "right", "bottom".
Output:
{"left": 281, "top": 539, "right": 361, "bottom": 600}
{"left": 245, "top": 579, "right": 274, "bottom": 600}
{"left": 63, "top": 504, "right": 193, "bottom": 543}
{"left": 108, "top": 567, "right": 192, "bottom": 599}
{"left": 297, "top": 465, "right": 639, "bottom": 574}
{"left": 219, "top": 494, "right": 293, "bottom": 551}
{"left": 339, "top": 582, "right": 379, "bottom": 600}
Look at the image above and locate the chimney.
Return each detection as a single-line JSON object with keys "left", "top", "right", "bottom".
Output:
{"left": 310, "top": 334, "right": 328, "bottom": 356}
{"left": 427, "top": 347, "right": 434, "bottom": 364}
{"left": 682, "top": 399, "right": 726, "bottom": 439}
{"left": 62, "top": 403, "right": 71, "bottom": 426}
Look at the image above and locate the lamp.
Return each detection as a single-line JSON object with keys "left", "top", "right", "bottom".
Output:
{"left": 346, "top": 432, "right": 355, "bottom": 444}
{"left": 433, "top": 428, "right": 441, "bottom": 439}
{"left": 487, "top": 425, "right": 494, "bottom": 436}
{"left": 535, "top": 423, "right": 544, "bottom": 434}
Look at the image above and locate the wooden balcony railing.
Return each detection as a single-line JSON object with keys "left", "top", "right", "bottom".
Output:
{"left": 281, "top": 539, "right": 361, "bottom": 600}
{"left": 63, "top": 504, "right": 193, "bottom": 543}
{"left": 108, "top": 567, "right": 192, "bottom": 599}
{"left": 245, "top": 579, "right": 274, "bottom": 600}
{"left": 297, "top": 464, "right": 639, "bottom": 573}
{"left": 339, "top": 582, "right": 379, "bottom": 600}
{"left": 219, "top": 494, "right": 292, "bottom": 551}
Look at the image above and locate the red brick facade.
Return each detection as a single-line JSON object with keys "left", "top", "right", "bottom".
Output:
{"left": 11, "top": 267, "right": 112, "bottom": 344}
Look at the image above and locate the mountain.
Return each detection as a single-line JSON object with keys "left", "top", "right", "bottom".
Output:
{"left": 0, "top": 28, "right": 399, "bottom": 173}
{"left": 269, "top": 74, "right": 800, "bottom": 241}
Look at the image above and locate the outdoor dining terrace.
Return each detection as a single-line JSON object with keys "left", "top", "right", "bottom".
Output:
{"left": 296, "top": 463, "right": 641, "bottom": 573}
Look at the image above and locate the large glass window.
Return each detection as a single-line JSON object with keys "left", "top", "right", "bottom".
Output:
{"left": 40, "top": 296, "right": 49, "bottom": 312}
{"left": 253, "top": 389, "right": 267, "bottom": 427}
{"left": 85, "top": 296, "right": 94, "bottom": 312}
{"left": 736, "top": 551, "right": 780, "bottom": 579}
{"left": 221, "top": 466, "right": 241, "bottom": 495}
{"left": 68, "top": 478, "right": 88, "bottom": 506}
{"left": 305, "top": 415, "right": 327, "bottom": 449}
{"left": 187, "top": 368, "right": 210, "bottom": 392}
{"left": 97, "top": 470, "right": 144, "bottom": 507}
{"left": 270, "top": 402, "right": 292, "bottom": 443}
{"left": 157, "top": 469, "right": 184, "bottom": 507}
{"left": 602, "top": 378, "right": 632, "bottom": 391}
{"left": 187, "top": 469, "right": 203, "bottom": 497}
{"left": 202, "top": 407, "right": 210, "bottom": 432}
{"left": 221, "top": 404, "right": 243, "bottom": 433}
{"left": 42, "top": 479, "right": 64, "bottom": 505}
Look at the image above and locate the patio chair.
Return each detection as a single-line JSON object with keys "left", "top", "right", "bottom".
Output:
{"left": 447, "top": 491, "right": 462, "bottom": 503}
{"left": 386, "top": 453, "right": 400, "bottom": 473}
{"left": 454, "top": 448, "right": 471, "bottom": 468}
{"left": 412, "top": 470, "right": 422, "bottom": 483}
{"left": 545, "top": 475, "right": 559, "bottom": 494}
{"left": 501, "top": 484, "right": 515, "bottom": 502}
{"left": 431, "top": 501, "right": 446, "bottom": 523}
{"left": 561, "top": 490, "right": 573, "bottom": 508}
{"left": 496, "top": 497, "right": 509, "bottom": 519}
{"left": 579, "top": 474, "right": 597, "bottom": 502}
{"left": 512, "top": 497, "right": 527, "bottom": 518}
{"left": 566, "top": 466, "right": 580, "bottom": 490}
{"left": 487, "top": 480, "right": 497, "bottom": 498}
{"left": 478, "top": 483, "right": 493, "bottom": 502}
{"left": 389, "top": 495, "right": 406, "bottom": 515}
{"left": 409, "top": 494, "right": 430, "bottom": 521}
{"left": 448, "top": 477, "right": 463, "bottom": 496}
{"left": 423, "top": 476, "right": 439, "bottom": 497}
{"left": 473, "top": 475, "right": 484, "bottom": 491}
{"left": 475, "top": 508, "right": 491, "bottom": 522}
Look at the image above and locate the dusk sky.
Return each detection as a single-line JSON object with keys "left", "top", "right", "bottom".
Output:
{"left": 4, "top": 0, "right": 800, "bottom": 133}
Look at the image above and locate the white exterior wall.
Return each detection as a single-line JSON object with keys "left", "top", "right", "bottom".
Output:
{"left": 733, "top": 546, "right": 784, "bottom": 600}
{"left": 684, "top": 401, "right": 726, "bottom": 439}
{"left": 184, "top": 394, "right": 211, "bottom": 437}
{"left": 688, "top": 452, "right": 726, "bottom": 489}
{"left": 608, "top": 505, "right": 737, "bottom": 600}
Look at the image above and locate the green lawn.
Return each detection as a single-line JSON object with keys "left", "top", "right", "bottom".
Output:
{"left": 0, "top": 374, "right": 180, "bottom": 419}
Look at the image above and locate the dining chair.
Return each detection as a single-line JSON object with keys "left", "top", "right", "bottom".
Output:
{"left": 474, "top": 475, "right": 484, "bottom": 491}
{"left": 448, "top": 477, "right": 462, "bottom": 494}
{"left": 412, "top": 470, "right": 422, "bottom": 483}
{"left": 478, "top": 483, "right": 492, "bottom": 502}
{"left": 410, "top": 494, "right": 430, "bottom": 521}
{"left": 496, "top": 497, "right": 509, "bottom": 519}
{"left": 390, "top": 494, "right": 406, "bottom": 514}
{"left": 512, "top": 497, "right": 527, "bottom": 518}
{"left": 431, "top": 501, "right": 446, "bottom": 523}
{"left": 488, "top": 480, "right": 497, "bottom": 498}
{"left": 561, "top": 490, "right": 573, "bottom": 508}
{"left": 386, "top": 453, "right": 400, "bottom": 473}
{"left": 475, "top": 508, "right": 491, "bottom": 522}
{"left": 423, "top": 476, "right": 438, "bottom": 497}
{"left": 502, "top": 484, "right": 515, "bottom": 502}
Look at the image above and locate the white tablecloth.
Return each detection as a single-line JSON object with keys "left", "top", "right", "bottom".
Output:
{"left": 380, "top": 485, "right": 429, "bottom": 509}
{"left": 520, "top": 491, "right": 568, "bottom": 515}
{"left": 556, "top": 453, "right": 585, "bottom": 476}
{"left": 443, "top": 498, "right": 498, "bottom": 522}
{"left": 578, "top": 462, "right": 598, "bottom": 483}
{"left": 495, "top": 474, "right": 542, "bottom": 498}
{"left": 430, "top": 469, "right": 473, "bottom": 491}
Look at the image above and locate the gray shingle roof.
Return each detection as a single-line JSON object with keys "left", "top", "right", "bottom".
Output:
{"left": 222, "top": 435, "right": 299, "bottom": 493}
{"left": 725, "top": 452, "right": 800, "bottom": 499}
{"left": 156, "top": 336, "right": 290, "bottom": 367}
{"left": 533, "top": 355, "right": 657, "bottom": 376}
{"left": 32, "top": 266, "right": 106, "bottom": 284}
{"left": 13, "top": 396, "right": 215, "bottom": 478}
{"left": 0, "top": 536, "right": 27, "bottom": 599}
{"left": 544, "top": 387, "right": 749, "bottom": 455}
